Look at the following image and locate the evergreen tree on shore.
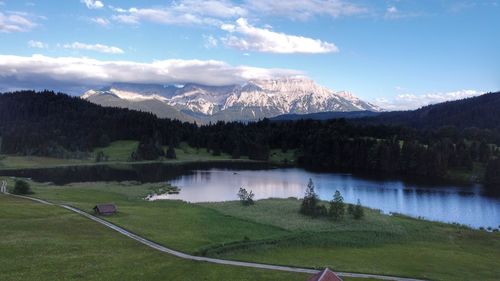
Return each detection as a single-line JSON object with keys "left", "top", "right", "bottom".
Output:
{"left": 353, "top": 199, "right": 364, "bottom": 220}
{"left": 329, "top": 190, "right": 345, "bottom": 220}
{"left": 300, "top": 179, "right": 319, "bottom": 216}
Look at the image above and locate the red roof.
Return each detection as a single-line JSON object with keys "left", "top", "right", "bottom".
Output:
{"left": 307, "top": 268, "right": 343, "bottom": 281}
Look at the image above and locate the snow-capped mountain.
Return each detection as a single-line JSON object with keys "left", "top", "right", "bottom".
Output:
{"left": 82, "top": 77, "right": 381, "bottom": 122}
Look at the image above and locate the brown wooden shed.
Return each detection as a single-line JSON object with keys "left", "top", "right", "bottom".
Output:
{"left": 93, "top": 204, "right": 117, "bottom": 215}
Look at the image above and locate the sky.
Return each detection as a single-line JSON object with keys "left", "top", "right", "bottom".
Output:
{"left": 0, "top": 0, "right": 499, "bottom": 109}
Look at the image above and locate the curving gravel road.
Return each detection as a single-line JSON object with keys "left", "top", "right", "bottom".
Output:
{"left": 0, "top": 180, "right": 426, "bottom": 281}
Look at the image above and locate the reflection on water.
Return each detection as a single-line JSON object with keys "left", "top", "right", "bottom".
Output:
{"left": 165, "top": 168, "right": 500, "bottom": 229}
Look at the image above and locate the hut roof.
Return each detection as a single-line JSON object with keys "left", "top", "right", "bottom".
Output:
{"left": 94, "top": 204, "right": 117, "bottom": 214}
{"left": 307, "top": 268, "right": 343, "bottom": 281}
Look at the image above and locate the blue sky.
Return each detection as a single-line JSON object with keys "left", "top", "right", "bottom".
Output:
{"left": 0, "top": 0, "right": 499, "bottom": 109}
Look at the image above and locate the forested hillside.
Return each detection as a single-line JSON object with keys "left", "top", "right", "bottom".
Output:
{"left": 361, "top": 91, "right": 500, "bottom": 130}
{"left": 1, "top": 90, "right": 499, "bottom": 191}
{"left": 0, "top": 91, "right": 194, "bottom": 157}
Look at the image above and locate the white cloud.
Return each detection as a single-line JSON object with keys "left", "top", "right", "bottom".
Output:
{"left": 0, "top": 11, "right": 36, "bottom": 32}
{"left": 374, "top": 90, "right": 484, "bottom": 111}
{"left": 81, "top": 0, "right": 104, "bottom": 9}
{"left": 91, "top": 17, "right": 109, "bottom": 26}
{"left": 111, "top": 1, "right": 245, "bottom": 26}
{"left": 112, "top": 7, "right": 209, "bottom": 26}
{"left": 0, "top": 54, "right": 302, "bottom": 91}
{"left": 244, "top": 0, "right": 368, "bottom": 20}
{"left": 387, "top": 6, "right": 398, "bottom": 14}
{"left": 220, "top": 18, "right": 339, "bottom": 54}
{"left": 63, "top": 42, "right": 124, "bottom": 54}
{"left": 111, "top": 14, "right": 139, "bottom": 24}
{"left": 111, "top": 0, "right": 367, "bottom": 26}
{"left": 383, "top": 5, "right": 422, "bottom": 20}
{"left": 174, "top": 0, "right": 246, "bottom": 19}
{"left": 203, "top": 35, "right": 218, "bottom": 48}
{"left": 384, "top": 5, "right": 402, "bottom": 19}
{"left": 28, "top": 40, "right": 48, "bottom": 49}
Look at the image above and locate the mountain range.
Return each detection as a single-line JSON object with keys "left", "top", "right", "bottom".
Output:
{"left": 81, "top": 77, "right": 381, "bottom": 123}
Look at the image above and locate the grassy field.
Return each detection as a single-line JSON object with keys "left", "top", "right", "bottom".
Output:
{"left": 446, "top": 162, "right": 485, "bottom": 183}
{"left": 269, "top": 149, "right": 298, "bottom": 165}
{"left": 0, "top": 194, "right": 309, "bottom": 281}
{"left": 0, "top": 141, "right": 251, "bottom": 170}
{"left": 169, "top": 142, "right": 240, "bottom": 162}
{"left": 93, "top": 140, "right": 139, "bottom": 161}
{"left": 12, "top": 179, "right": 500, "bottom": 281}
{"left": 94, "top": 140, "right": 239, "bottom": 162}
{"left": 0, "top": 155, "right": 89, "bottom": 170}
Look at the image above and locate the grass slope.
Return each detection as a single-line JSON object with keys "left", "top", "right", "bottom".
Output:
{"left": 203, "top": 200, "right": 500, "bottom": 281}
{"left": 0, "top": 194, "right": 308, "bottom": 281}
{"left": 28, "top": 181, "right": 288, "bottom": 253}
{"left": 18, "top": 180, "right": 500, "bottom": 281}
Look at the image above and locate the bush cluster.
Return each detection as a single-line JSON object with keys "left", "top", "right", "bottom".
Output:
{"left": 237, "top": 187, "right": 255, "bottom": 206}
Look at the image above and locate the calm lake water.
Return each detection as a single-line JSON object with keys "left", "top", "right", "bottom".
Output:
{"left": 160, "top": 168, "right": 500, "bottom": 229}
{"left": 2, "top": 163, "right": 499, "bottom": 229}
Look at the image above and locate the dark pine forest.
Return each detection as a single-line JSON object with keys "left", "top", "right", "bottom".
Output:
{"left": 1, "top": 90, "right": 500, "bottom": 191}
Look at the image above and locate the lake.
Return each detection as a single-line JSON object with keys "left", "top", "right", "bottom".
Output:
{"left": 158, "top": 168, "right": 500, "bottom": 229}
{"left": 2, "top": 163, "right": 499, "bottom": 229}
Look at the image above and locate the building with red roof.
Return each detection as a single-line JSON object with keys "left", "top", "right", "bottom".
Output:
{"left": 307, "top": 268, "right": 343, "bottom": 281}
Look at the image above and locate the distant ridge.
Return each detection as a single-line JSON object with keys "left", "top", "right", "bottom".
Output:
{"left": 360, "top": 91, "right": 500, "bottom": 130}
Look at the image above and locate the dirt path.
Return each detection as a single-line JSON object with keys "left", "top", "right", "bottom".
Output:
{"left": 1, "top": 182, "right": 426, "bottom": 281}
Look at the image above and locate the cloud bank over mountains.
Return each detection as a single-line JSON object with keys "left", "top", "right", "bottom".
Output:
{"left": 0, "top": 54, "right": 302, "bottom": 93}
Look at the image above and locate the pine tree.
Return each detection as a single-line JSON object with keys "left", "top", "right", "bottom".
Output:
{"left": 353, "top": 199, "right": 364, "bottom": 220}
{"left": 329, "top": 190, "right": 345, "bottom": 220}
{"left": 231, "top": 145, "right": 241, "bottom": 159}
{"left": 300, "top": 178, "right": 319, "bottom": 216}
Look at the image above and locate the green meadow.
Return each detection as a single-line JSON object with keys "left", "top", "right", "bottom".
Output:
{"left": 0, "top": 194, "right": 308, "bottom": 281}
{"left": 4, "top": 179, "right": 498, "bottom": 281}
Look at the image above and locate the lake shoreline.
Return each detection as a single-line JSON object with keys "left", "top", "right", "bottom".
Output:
{"left": 0, "top": 155, "right": 482, "bottom": 187}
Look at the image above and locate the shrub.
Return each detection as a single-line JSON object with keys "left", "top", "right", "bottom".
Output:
{"left": 13, "top": 180, "right": 32, "bottom": 195}
{"left": 94, "top": 151, "right": 108, "bottom": 162}
{"left": 316, "top": 205, "right": 328, "bottom": 217}
{"left": 131, "top": 138, "right": 164, "bottom": 161}
{"left": 237, "top": 187, "right": 255, "bottom": 206}
{"left": 166, "top": 145, "right": 177, "bottom": 159}
{"left": 347, "top": 203, "right": 355, "bottom": 216}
